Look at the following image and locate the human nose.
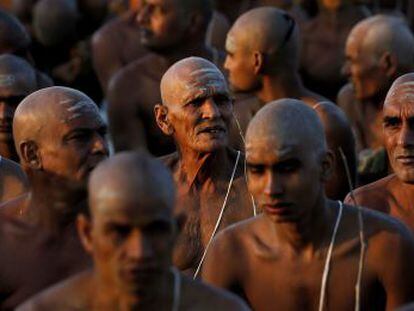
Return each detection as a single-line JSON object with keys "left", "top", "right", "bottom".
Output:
{"left": 263, "top": 171, "right": 283, "bottom": 196}
{"left": 125, "top": 230, "right": 154, "bottom": 260}
{"left": 91, "top": 132, "right": 109, "bottom": 156}
{"left": 341, "top": 61, "right": 350, "bottom": 78}
{"left": 224, "top": 55, "right": 231, "bottom": 72}
{"left": 201, "top": 98, "right": 221, "bottom": 119}
{"left": 397, "top": 123, "right": 414, "bottom": 148}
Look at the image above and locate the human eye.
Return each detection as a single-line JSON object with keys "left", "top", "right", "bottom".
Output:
{"left": 383, "top": 117, "right": 401, "bottom": 130}
{"left": 277, "top": 159, "right": 300, "bottom": 174}
{"left": 66, "top": 130, "right": 92, "bottom": 142}
{"left": 247, "top": 163, "right": 265, "bottom": 175}
{"left": 214, "top": 94, "right": 231, "bottom": 106}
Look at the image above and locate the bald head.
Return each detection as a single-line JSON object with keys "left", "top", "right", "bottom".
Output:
{"left": 246, "top": 99, "right": 327, "bottom": 155}
{"left": 161, "top": 56, "right": 228, "bottom": 107}
{"left": 88, "top": 151, "right": 175, "bottom": 217}
{"left": 384, "top": 73, "right": 414, "bottom": 107}
{"left": 0, "top": 9, "right": 30, "bottom": 55}
{"left": 227, "top": 7, "right": 299, "bottom": 70}
{"left": 347, "top": 15, "right": 414, "bottom": 73}
{"left": 33, "top": 0, "right": 78, "bottom": 47}
{"left": 13, "top": 86, "right": 100, "bottom": 158}
{"left": 0, "top": 54, "right": 37, "bottom": 94}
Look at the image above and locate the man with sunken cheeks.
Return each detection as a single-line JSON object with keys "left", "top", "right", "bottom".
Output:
{"left": 346, "top": 73, "right": 414, "bottom": 233}
{"left": 202, "top": 99, "right": 414, "bottom": 311}
{"left": 155, "top": 57, "right": 255, "bottom": 276}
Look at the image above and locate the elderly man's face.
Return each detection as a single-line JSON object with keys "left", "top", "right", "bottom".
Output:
{"left": 246, "top": 131, "right": 325, "bottom": 223}
{"left": 40, "top": 101, "right": 109, "bottom": 182}
{"left": 224, "top": 31, "right": 260, "bottom": 93}
{"left": 86, "top": 190, "right": 175, "bottom": 298}
{"left": 0, "top": 73, "right": 34, "bottom": 142}
{"left": 383, "top": 85, "right": 414, "bottom": 183}
{"left": 343, "top": 30, "right": 389, "bottom": 101}
{"left": 166, "top": 69, "right": 233, "bottom": 153}
{"left": 137, "top": 0, "right": 188, "bottom": 51}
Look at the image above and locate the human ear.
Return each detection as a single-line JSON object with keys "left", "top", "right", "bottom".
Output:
{"left": 20, "top": 140, "right": 42, "bottom": 169}
{"left": 320, "top": 150, "right": 335, "bottom": 182}
{"left": 77, "top": 214, "right": 94, "bottom": 254}
{"left": 379, "top": 52, "right": 397, "bottom": 78}
{"left": 154, "top": 104, "right": 174, "bottom": 136}
{"left": 253, "top": 51, "right": 264, "bottom": 75}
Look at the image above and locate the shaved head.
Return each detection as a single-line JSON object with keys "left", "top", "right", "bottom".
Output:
{"left": 160, "top": 56, "right": 228, "bottom": 107}
{"left": 384, "top": 73, "right": 414, "bottom": 106}
{"left": 348, "top": 15, "right": 414, "bottom": 73}
{"left": 13, "top": 86, "right": 100, "bottom": 159}
{"left": 246, "top": 99, "right": 327, "bottom": 156}
{"left": 227, "top": 7, "right": 299, "bottom": 70}
{"left": 0, "top": 54, "right": 36, "bottom": 94}
{"left": 33, "top": 0, "right": 78, "bottom": 47}
{"left": 0, "top": 9, "right": 30, "bottom": 55}
{"left": 88, "top": 151, "right": 175, "bottom": 217}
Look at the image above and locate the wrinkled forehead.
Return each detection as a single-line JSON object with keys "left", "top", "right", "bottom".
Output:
{"left": 58, "top": 97, "right": 102, "bottom": 124}
{"left": 0, "top": 72, "right": 34, "bottom": 94}
{"left": 385, "top": 81, "right": 414, "bottom": 114}
{"left": 165, "top": 66, "right": 229, "bottom": 105}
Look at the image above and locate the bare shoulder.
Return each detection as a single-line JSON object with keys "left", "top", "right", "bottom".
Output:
{"left": 181, "top": 275, "right": 250, "bottom": 310}
{"left": 344, "top": 174, "right": 396, "bottom": 213}
{"left": 399, "top": 302, "right": 414, "bottom": 311}
{"left": 0, "top": 158, "right": 29, "bottom": 203}
{"left": 16, "top": 271, "right": 92, "bottom": 311}
{"left": 158, "top": 152, "right": 179, "bottom": 169}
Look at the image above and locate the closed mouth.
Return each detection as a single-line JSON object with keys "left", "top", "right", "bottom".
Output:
{"left": 198, "top": 125, "right": 226, "bottom": 135}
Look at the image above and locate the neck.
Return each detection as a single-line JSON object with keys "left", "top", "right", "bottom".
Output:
{"left": 177, "top": 145, "right": 231, "bottom": 188}
{"left": 257, "top": 72, "right": 306, "bottom": 104}
{"left": 93, "top": 269, "right": 174, "bottom": 311}
{"left": 0, "top": 140, "right": 19, "bottom": 162}
{"left": 267, "top": 195, "right": 336, "bottom": 257}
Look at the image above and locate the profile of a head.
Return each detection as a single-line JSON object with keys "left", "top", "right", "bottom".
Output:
{"left": 78, "top": 151, "right": 177, "bottom": 297}
{"left": 156, "top": 57, "right": 232, "bottom": 153}
{"left": 13, "top": 86, "right": 109, "bottom": 182}
{"left": 224, "top": 7, "right": 300, "bottom": 93}
{"left": 344, "top": 15, "right": 414, "bottom": 101}
{"left": 245, "top": 99, "right": 333, "bottom": 223}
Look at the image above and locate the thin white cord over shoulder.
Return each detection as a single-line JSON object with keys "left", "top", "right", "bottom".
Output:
{"left": 193, "top": 150, "right": 241, "bottom": 279}
{"left": 171, "top": 267, "right": 181, "bottom": 311}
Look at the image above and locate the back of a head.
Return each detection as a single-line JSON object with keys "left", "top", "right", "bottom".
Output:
{"left": 246, "top": 99, "right": 327, "bottom": 153}
{"left": 351, "top": 14, "right": 414, "bottom": 73}
{"left": 0, "top": 9, "right": 30, "bottom": 54}
{"left": 0, "top": 54, "right": 37, "bottom": 92}
{"left": 231, "top": 6, "right": 300, "bottom": 71}
{"left": 181, "top": 0, "right": 213, "bottom": 32}
{"left": 88, "top": 151, "right": 176, "bottom": 216}
{"left": 33, "top": 0, "right": 79, "bottom": 47}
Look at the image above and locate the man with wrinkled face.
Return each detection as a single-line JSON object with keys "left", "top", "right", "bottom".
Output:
{"left": 107, "top": 0, "right": 223, "bottom": 156}
{"left": 16, "top": 151, "right": 249, "bottom": 311}
{"left": 346, "top": 73, "right": 414, "bottom": 233}
{"left": 0, "top": 86, "right": 109, "bottom": 310}
{"left": 155, "top": 57, "right": 254, "bottom": 275}
{"left": 202, "top": 99, "right": 414, "bottom": 310}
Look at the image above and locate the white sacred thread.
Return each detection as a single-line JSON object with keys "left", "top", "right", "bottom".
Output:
{"left": 171, "top": 268, "right": 181, "bottom": 311}
{"left": 193, "top": 150, "right": 241, "bottom": 279}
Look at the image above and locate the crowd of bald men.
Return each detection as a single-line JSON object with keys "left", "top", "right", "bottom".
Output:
{"left": 1, "top": 0, "right": 414, "bottom": 310}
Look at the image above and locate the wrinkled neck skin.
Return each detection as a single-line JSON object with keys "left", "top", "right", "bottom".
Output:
{"left": 266, "top": 194, "right": 337, "bottom": 259}
{"left": 0, "top": 140, "right": 19, "bottom": 162}
{"left": 92, "top": 269, "right": 174, "bottom": 311}
{"left": 177, "top": 144, "right": 232, "bottom": 190}
{"left": 258, "top": 71, "right": 308, "bottom": 105}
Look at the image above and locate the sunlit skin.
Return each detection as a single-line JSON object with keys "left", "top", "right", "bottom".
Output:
{"left": 339, "top": 15, "right": 414, "bottom": 152}
{"left": 224, "top": 7, "right": 356, "bottom": 200}
{"left": 202, "top": 99, "right": 414, "bottom": 310}
{"left": 155, "top": 57, "right": 254, "bottom": 274}
{"left": 0, "top": 86, "right": 110, "bottom": 310}
{"left": 346, "top": 73, "right": 414, "bottom": 233}
{"left": 16, "top": 152, "right": 249, "bottom": 311}
{"left": 107, "top": 0, "right": 220, "bottom": 156}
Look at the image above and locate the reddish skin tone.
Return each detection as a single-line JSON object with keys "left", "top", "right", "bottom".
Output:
{"left": 16, "top": 152, "right": 249, "bottom": 311}
{"left": 225, "top": 7, "right": 356, "bottom": 200}
{"left": 107, "top": 0, "right": 222, "bottom": 156}
{"left": 202, "top": 99, "right": 414, "bottom": 310}
{"left": 155, "top": 57, "right": 254, "bottom": 274}
{"left": 92, "top": 10, "right": 148, "bottom": 95}
{"left": 301, "top": 1, "right": 370, "bottom": 99}
{"left": 345, "top": 73, "right": 414, "bottom": 232}
{"left": 0, "top": 87, "right": 109, "bottom": 309}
